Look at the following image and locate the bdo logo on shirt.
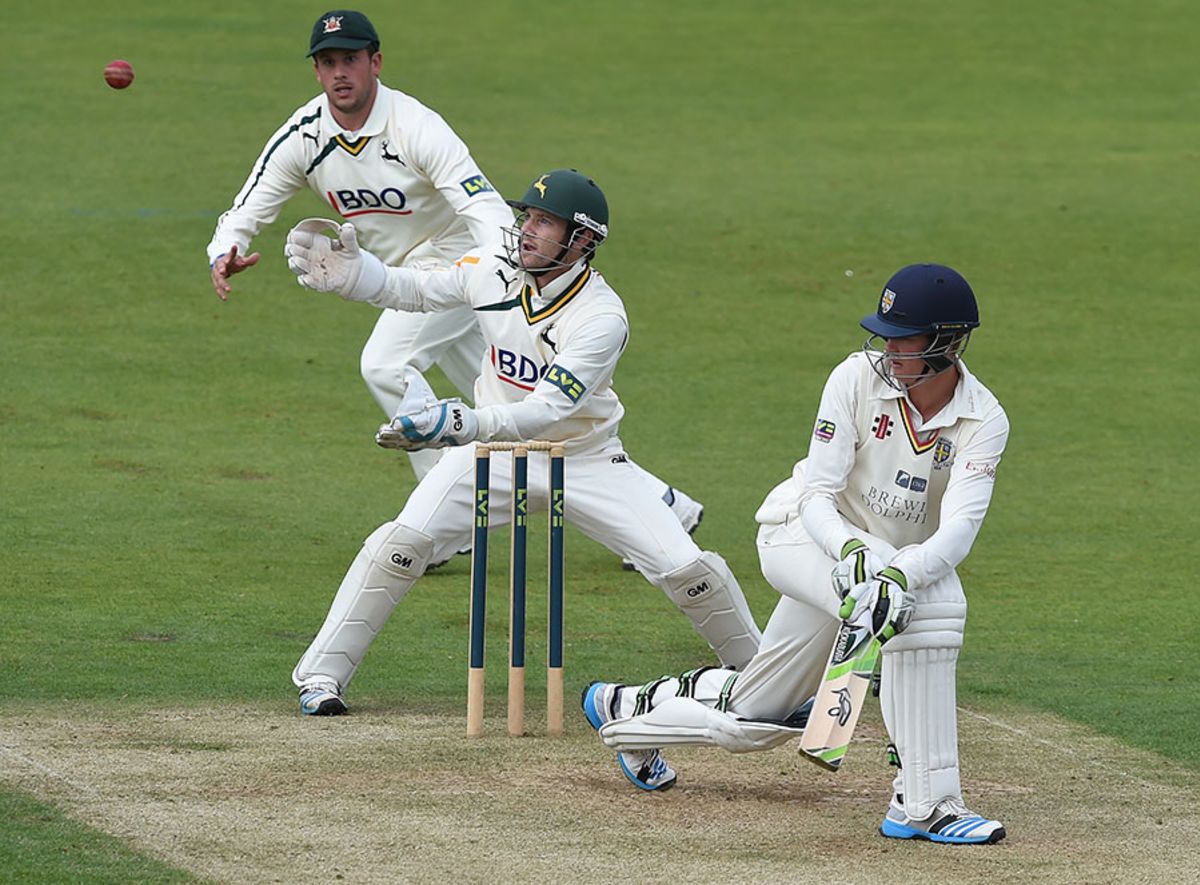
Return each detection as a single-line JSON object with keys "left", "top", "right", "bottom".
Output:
{"left": 491, "top": 346, "right": 547, "bottom": 391}
{"left": 326, "top": 187, "right": 413, "bottom": 217}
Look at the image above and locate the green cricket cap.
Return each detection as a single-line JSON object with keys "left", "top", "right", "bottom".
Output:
{"left": 307, "top": 10, "right": 380, "bottom": 57}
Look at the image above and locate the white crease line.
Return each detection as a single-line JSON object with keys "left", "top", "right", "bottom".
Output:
{"left": 958, "top": 707, "right": 1159, "bottom": 789}
{"left": 0, "top": 741, "right": 100, "bottom": 796}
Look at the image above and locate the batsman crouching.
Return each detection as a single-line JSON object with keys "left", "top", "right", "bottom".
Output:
{"left": 284, "top": 169, "right": 762, "bottom": 718}
{"left": 581, "top": 264, "right": 1010, "bottom": 844}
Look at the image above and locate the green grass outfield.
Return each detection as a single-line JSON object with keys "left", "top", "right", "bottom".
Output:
{"left": 3, "top": 0, "right": 1197, "bottom": 880}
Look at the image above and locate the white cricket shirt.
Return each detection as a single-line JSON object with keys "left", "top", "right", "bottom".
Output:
{"left": 365, "top": 253, "right": 629, "bottom": 452}
{"left": 207, "top": 82, "right": 513, "bottom": 268}
{"left": 756, "top": 352, "right": 1009, "bottom": 590}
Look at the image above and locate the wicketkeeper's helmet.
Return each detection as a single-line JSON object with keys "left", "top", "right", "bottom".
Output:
{"left": 507, "top": 169, "right": 608, "bottom": 240}
{"left": 503, "top": 170, "right": 608, "bottom": 272}
{"left": 860, "top": 263, "right": 980, "bottom": 386}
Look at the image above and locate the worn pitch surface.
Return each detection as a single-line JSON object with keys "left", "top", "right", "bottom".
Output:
{"left": 2, "top": 702, "right": 1195, "bottom": 884}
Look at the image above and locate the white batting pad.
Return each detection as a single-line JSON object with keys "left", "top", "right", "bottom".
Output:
{"left": 599, "top": 696, "right": 804, "bottom": 754}
{"left": 879, "top": 646, "right": 962, "bottom": 820}
{"left": 884, "top": 569, "right": 966, "bottom": 652}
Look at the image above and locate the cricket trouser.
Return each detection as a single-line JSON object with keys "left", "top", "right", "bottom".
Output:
{"left": 292, "top": 437, "right": 761, "bottom": 693}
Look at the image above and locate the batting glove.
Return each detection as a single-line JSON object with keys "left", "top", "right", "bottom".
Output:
{"left": 831, "top": 538, "right": 886, "bottom": 601}
{"left": 376, "top": 399, "right": 479, "bottom": 451}
{"left": 838, "top": 566, "right": 915, "bottom": 643}
{"left": 284, "top": 218, "right": 387, "bottom": 302}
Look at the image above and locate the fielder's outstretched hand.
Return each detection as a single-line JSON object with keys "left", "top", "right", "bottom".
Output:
{"left": 377, "top": 398, "right": 480, "bottom": 451}
{"left": 284, "top": 217, "right": 387, "bottom": 301}
{"left": 211, "top": 244, "right": 261, "bottom": 301}
{"left": 838, "top": 566, "right": 915, "bottom": 643}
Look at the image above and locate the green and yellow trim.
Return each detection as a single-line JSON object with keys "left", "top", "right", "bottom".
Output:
{"left": 334, "top": 134, "right": 371, "bottom": 155}
{"left": 520, "top": 267, "right": 591, "bottom": 324}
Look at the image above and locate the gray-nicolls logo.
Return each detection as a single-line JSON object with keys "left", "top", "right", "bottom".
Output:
{"left": 686, "top": 580, "right": 710, "bottom": 598}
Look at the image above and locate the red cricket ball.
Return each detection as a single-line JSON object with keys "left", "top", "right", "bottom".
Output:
{"left": 104, "top": 59, "right": 135, "bottom": 90}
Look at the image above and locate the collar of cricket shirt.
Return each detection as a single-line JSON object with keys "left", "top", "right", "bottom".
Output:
{"left": 879, "top": 358, "right": 985, "bottom": 432}
{"left": 520, "top": 259, "right": 592, "bottom": 324}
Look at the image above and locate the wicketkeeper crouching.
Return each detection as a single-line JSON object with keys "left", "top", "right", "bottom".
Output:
{"left": 283, "top": 170, "right": 762, "bottom": 723}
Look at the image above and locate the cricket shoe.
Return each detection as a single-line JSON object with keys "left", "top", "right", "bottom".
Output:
{"left": 622, "top": 488, "right": 705, "bottom": 572}
{"left": 880, "top": 794, "right": 1006, "bottom": 844}
{"left": 299, "top": 684, "right": 347, "bottom": 716}
{"left": 581, "top": 681, "right": 677, "bottom": 792}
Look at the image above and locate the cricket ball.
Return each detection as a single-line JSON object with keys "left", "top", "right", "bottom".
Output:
{"left": 104, "top": 59, "right": 135, "bottom": 90}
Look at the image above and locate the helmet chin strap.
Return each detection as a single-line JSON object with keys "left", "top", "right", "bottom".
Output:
{"left": 899, "top": 362, "right": 943, "bottom": 392}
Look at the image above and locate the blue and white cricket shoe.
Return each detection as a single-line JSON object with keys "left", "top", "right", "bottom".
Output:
{"left": 880, "top": 794, "right": 1006, "bottom": 844}
{"left": 299, "top": 684, "right": 347, "bottom": 716}
{"left": 581, "top": 681, "right": 677, "bottom": 792}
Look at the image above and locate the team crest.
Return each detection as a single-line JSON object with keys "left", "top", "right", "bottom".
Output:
{"left": 533, "top": 174, "right": 549, "bottom": 197}
{"left": 322, "top": 15, "right": 344, "bottom": 33}
{"left": 814, "top": 419, "right": 836, "bottom": 443}
{"left": 880, "top": 288, "right": 896, "bottom": 313}
{"left": 932, "top": 438, "right": 954, "bottom": 469}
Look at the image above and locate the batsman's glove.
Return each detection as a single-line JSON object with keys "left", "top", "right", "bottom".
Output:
{"left": 377, "top": 398, "right": 480, "bottom": 451}
{"left": 284, "top": 218, "right": 387, "bottom": 302}
{"left": 831, "top": 538, "right": 886, "bottom": 601}
{"left": 838, "top": 566, "right": 915, "bottom": 643}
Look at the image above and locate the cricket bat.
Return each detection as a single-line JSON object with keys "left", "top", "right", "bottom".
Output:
{"left": 798, "top": 620, "right": 881, "bottom": 770}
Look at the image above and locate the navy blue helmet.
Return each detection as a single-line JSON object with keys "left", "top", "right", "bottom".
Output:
{"left": 861, "top": 264, "right": 979, "bottom": 387}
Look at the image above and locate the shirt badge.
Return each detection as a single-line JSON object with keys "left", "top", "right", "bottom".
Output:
{"left": 932, "top": 438, "right": 954, "bottom": 469}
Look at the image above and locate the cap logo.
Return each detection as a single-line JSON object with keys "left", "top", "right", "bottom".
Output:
{"left": 532, "top": 174, "right": 549, "bottom": 198}
{"left": 880, "top": 287, "right": 896, "bottom": 313}
{"left": 322, "top": 15, "right": 344, "bottom": 33}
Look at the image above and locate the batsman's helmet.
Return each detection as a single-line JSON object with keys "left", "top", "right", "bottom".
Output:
{"left": 861, "top": 264, "right": 979, "bottom": 387}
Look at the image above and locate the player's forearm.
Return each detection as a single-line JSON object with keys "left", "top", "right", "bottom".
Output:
{"left": 798, "top": 492, "right": 858, "bottom": 563}
{"left": 209, "top": 132, "right": 307, "bottom": 264}
{"left": 366, "top": 266, "right": 429, "bottom": 312}
{"left": 207, "top": 185, "right": 296, "bottom": 264}
{"left": 890, "top": 504, "right": 986, "bottom": 588}
{"left": 473, "top": 398, "right": 573, "bottom": 442}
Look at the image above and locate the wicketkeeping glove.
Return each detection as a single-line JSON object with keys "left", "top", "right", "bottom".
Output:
{"left": 837, "top": 566, "right": 915, "bottom": 643}
{"left": 831, "top": 538, "right": 886, "bottom": 601}
{"left": 376, "top": 398, "right": 480, "bottom": 451}
{"left": 284, "top": 218, "right": 387, "bottom": 302}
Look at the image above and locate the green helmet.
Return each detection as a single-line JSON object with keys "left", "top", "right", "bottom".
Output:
{"left": 506, "top": 169, "right": 609, "bottom": 243}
